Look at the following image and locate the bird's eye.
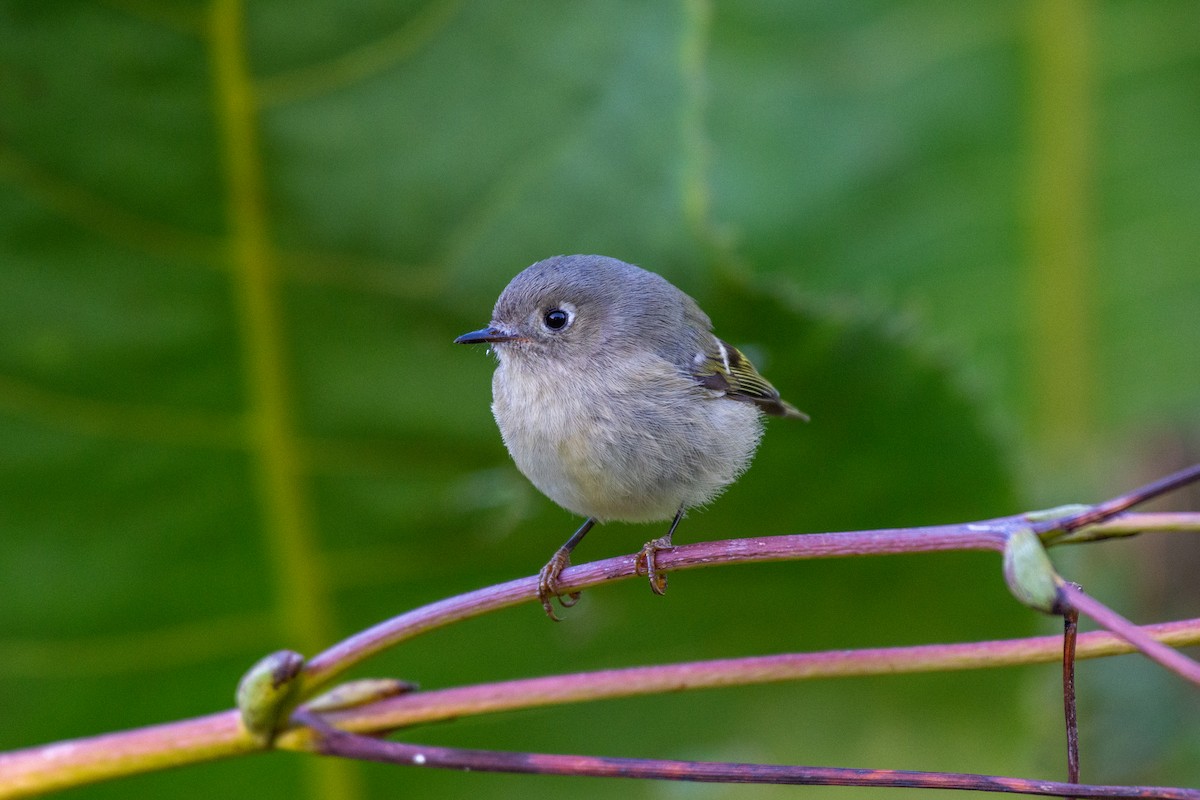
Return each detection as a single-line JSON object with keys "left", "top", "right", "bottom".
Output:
{"left": 543, "top": 308, "right": 570, "bottom": 330}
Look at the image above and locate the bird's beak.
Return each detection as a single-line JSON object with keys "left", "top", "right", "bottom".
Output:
{"left": 454, "top": 325, "right": 522, "bottom": 345}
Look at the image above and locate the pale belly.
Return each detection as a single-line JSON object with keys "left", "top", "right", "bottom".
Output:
{"left": 491, "top": 354, "right": 762, "bottom": 523}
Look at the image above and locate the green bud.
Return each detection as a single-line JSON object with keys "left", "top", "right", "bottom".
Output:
{"left": 1023, "top": 504, "right": 1091, "bottom": 523}
{"left": 304, "top": 678, "right": 417, "bottom": 713}
{"left": 236, "top": 650, "right": 305, "bottom": 744}
{"left": 1003, "top": 528, "right": 1063, "bottom": 613}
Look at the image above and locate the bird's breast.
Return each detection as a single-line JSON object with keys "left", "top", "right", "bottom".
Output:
{"left": 488, "top": 352, "right": 761, "bottom": 523}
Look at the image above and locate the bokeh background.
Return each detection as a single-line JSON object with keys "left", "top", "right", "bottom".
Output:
{"left": 1, "top": 1, "right": 1197, "bottom": 797}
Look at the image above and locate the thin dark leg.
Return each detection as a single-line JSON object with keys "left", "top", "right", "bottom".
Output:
{"left": 636, "top": 506, "right": 684, "bottom": 596}
{"left": 537, "top": 517, "right": 596, "bottom": 621}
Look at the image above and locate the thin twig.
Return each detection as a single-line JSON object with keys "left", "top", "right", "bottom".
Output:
{"left": 298, "top": 718, "right": 1199, "bottom": 799}
{"left": 1056, "top": 513, "right": 1200, "bottom": 544}
{"left": 298, "top": 522, "right": 1013, "bottom": 693}
{"left": 6, "top": 620, "right": 1198, "bottom": 798}
{"left": 0, "top": 711, "right": 255, "bottom": 800}
{"left": 299, "top": 464, "right": 1200, "bottom": 697}
{"left": 2, "top": 468, "right": 1198, "bottom": 800}
{"left": 1035, "top": 464, "right": 1200, "bottom": 537}
{"left": 282, "top": 619, "right": 1200, "bottom": 740}
{"left": 1058, "top": 583, "right": 1200, "bottom": 686}
{"left": 298, "top": 512, "right": 1200, "bottom": 698}
{"left": 1063, "top": 601, "right": 1080, "bottom": 788}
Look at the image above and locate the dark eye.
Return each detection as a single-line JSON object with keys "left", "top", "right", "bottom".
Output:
{"left": 543, "top": 308, "right": 569, "bottom": 330}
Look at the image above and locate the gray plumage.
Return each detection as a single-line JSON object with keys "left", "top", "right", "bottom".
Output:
{"left": 459, "top": 254, "right": 803, "bottom": 525}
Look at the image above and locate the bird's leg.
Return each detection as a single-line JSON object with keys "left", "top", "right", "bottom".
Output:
{"left": 636, "top": 507, "right": 684, "bottom": 596}
{"left": 537, "top": 517, "right": 596, "bottom": 620}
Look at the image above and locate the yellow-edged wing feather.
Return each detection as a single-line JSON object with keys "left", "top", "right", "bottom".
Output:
{"left": 692, "top": 337, "right": 808, "bottom": 420}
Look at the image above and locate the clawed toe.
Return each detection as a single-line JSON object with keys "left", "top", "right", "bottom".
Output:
{"left": 635, "top": 535, "right": 674, "bottom": 596}
{"left": 537, "top": 548, "right": 581, "bottom": 621}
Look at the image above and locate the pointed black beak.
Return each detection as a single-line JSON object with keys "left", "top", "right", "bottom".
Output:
{"left": 454, "top": 326, "right": 522, "bottom": 345}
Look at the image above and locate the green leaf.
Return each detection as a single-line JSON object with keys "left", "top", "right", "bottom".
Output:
{"left": 3, "top": 2, "right": 1196, "bottom": 798}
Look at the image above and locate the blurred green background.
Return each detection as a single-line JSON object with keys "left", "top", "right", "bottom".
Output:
{"left": 1, "top": 1, "right": 1197, "bottom": 797}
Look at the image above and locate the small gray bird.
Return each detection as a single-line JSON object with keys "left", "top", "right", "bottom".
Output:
{"left": 456, "top": 255, "right": 806, "bottom": 619}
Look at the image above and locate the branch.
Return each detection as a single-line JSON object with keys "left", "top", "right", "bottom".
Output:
{"left": 280, "top": 619, "right": 1200, "bottom": 740}
{"left": 1062, "top": 605, "right": 1080, "bottom": 785}
{"left": 298, "top": 712, "right": 1200, "bottom": 799}
{"left": 1034, "top": 463, "right": 1200, "bottom": 537}
{"left": 1052, "top": 512, "right": 1200, "bottom": 543}
{"left": 1057, "top": 584, "right": 1200, "bottom": 684}
{"left": 2, "top": 459, "right": 1197, "bottom": 799}
{"left": 0, "top": 712, "right": 255, "bottom": 799}
{"left": 4, "top": 619, "right": 1197, "bottom": 799}
{"left": 299, "top": 508, "right": 1200, "bottom": 696}
{"left": 299, "top": 521, "right": 1013, "bottom": 694}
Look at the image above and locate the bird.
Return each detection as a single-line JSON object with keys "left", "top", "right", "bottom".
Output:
{"left": 455, "top": 255, "right": 806, "bottom": 619}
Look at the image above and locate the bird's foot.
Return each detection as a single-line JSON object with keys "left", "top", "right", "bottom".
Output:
{"left": 537, "top": 547, "right": 582, "bottom": 621}
{"left": 635, "top": 535, "right": 674, "bottom": 595}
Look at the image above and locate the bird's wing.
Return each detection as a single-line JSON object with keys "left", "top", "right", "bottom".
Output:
{"left": 690, "top": 336, "right": 808, "bottom": 420}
